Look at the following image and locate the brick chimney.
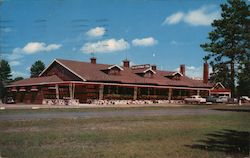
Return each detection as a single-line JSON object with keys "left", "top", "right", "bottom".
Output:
{"left": 151, "top": 65, "right": 157, "bottom": 71}
{"left": 180, "top": 64, "right": 185, "bottom": 76}
{"left": 203, "top": 62, "right": 209, "bottom": 84}
{"left": 90, "top": 57, "right": 96, "bottom": 64}
{"left": 123, "top": 59, "right": 130, "bottom": 68}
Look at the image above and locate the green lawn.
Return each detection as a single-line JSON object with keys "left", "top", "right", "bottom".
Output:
{"left": 0, "top": 107, "right": 249, "bottom": 158}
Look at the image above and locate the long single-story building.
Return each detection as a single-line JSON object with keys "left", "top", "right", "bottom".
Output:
{"left": 6, "top": 58, "right": 231, "bottom": 104}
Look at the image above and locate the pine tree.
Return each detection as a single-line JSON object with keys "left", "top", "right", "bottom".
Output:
{"left": 238, "top": 59, "right": 250, "bottom": 97}
{"left": 201, "top": 0, "right": 249, "bottom": 97}
{"left": 0, "top": 59, "right": 12, "bottom": 83}
{"left": 0, "top": 59, "right": 12, "bottom": 100}
{"left": 30, "top": 60, "right": 45, "bottom": 78}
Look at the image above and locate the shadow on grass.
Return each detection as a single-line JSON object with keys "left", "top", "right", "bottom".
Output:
{"left": 213, "top": 108, "right": 250, "bottom": 112}
{"left": 186, "top": 129, "right": 250, "bottom": 157}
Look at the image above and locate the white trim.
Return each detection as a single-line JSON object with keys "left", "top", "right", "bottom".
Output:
{"left": 38, "top": 59, "right": 57, "bottom": 77}
{"left": 39, "top": 59, "right": 87, "bottom": 81}
{"left": 143, "top": 68, "right": 156, "bottom": 74}
{"left": 108, "top": 65, "right": 124, "bottom": 71}
{"left": 78, "top": 81, "right": 211, "bottom": 91}
{"left": 6, "top": 80, "right": 212, "bottom": 91}
{"left": 212, "top": 82, "right": 225, "bottom": 90}
{"left": 172, "top": 72, "right": 183, "bottom": 76}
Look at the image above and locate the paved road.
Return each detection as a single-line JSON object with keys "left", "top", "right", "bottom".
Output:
{"left": 0, "top": 109, "right": 227, "bottom": 120}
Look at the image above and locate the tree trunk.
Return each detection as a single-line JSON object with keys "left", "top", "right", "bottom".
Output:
{"left": 230, "top": 61, "right": 235, "bottom": 97}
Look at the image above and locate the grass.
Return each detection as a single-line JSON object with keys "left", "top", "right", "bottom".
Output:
{"left": 0, "top": 106, "right": 249, "bottom": 158}
{"left": 1, "top": 103, "right": 248, "bottom": 114}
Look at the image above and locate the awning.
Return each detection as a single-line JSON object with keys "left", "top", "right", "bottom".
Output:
{"left": 11, "top": 87, "right": 17, "bottom": 92}
{"left": 48, "top": 86, "right": 56, "bottom": 90}
{"left": 19, "top": 87, "right": 26, "bottom": 92}
{"left": 31, "top": 86, "right": 38, "bottom": 91}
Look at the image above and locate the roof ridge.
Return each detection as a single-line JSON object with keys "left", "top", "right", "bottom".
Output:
{"left": 56, "top": 58, "right": 114, "bottom": 67}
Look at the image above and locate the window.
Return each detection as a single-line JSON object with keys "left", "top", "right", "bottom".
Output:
{"left": 109, "top": 68, "right": 120, "bottom": 75}
{"left": 144, "top": 71, "right": 153, "bottom": 78}
{"left": 165, "top": 73, "right": 181, "bottom": 80}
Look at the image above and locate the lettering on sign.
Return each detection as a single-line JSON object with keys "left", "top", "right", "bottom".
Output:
{"left": 131, "top": 64, "right": 150, "bottom": 69}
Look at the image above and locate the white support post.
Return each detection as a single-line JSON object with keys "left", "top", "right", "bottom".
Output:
{"left": 197, "top": 90, "right": 200, "bottom": 96}
{"left": 168, "top": 88, "right": 172, "bottom": 101}
{"left": 133, "top": 87, "right": 138, "bottom": 100}
{"left": 99, "top": 85, "right": 104, "bottom": 100}
{"left": 55, "top": 84, "right": 59, "bottom": 100}
{"left": 72, "top": 83, "right": 75, "bottom": 99}
{"left": 69, "top": 83, "right": 73, "bottom": 99}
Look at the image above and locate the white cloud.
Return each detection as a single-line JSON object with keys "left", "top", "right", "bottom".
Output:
{"left": 22, "top": 42, "right": 62, "bottom": 54}
{"left": 132, "top": 37, "right": 158, "bottom": 47}
{"left": 0, "top": 27, "right": 12, "bottom": 33}
{"left": 4, "top": 48, "right": 23, "bottom": 60}
{"left": 81, "top": 38, "right": 129, "bottom": 53}
{"left": 86, "top": 27, "right": 106, "bottom": 38}
{"left": 9, "top": 61, "right": 21, "bottom": 66}
{"left": 175, "top": 65, "right": 212, "bottom": 78}
{"left": 162, "top": 12, "right": 184, "bottom": 25}
{"left": 184, "top": 6, "right": 220, "bottom": 26}
{"left": 11, "top": 71, "right": 28, "bottom": 78}
{"left": 26, "top": 66, "right": 31, "bottom": 71}
{"left": 170, "top": 40, "right": 178, "bottom": 45}
{"left": 4, "top": 42, "right": 61, "bottom": 65}
{"left": 163, "top": 5, "right": 220, "bottom": 26}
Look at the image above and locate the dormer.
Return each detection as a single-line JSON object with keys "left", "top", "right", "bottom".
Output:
{"left": 102, "top": 65, "right": 124, "bottom": 75}
{"left": 165, "top": 72, "right": 183, "bottom": 80}
{"left": 136, "top": 68, "right": 156, "bottom": 78}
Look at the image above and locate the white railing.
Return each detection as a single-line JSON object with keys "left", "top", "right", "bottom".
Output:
{"left": 42, "top": 99, "right": 79, "bottom": 106}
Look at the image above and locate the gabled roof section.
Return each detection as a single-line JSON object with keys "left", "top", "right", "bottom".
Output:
{"left": 212, "top": 82, "right": 225, "bottom": 90}
{"left": 143, "top": 68, "right": 156, "bottom": 74}
{"left": 107, "top": 65, "right": 124, "bottom": 71}
{"left": 171, "top": 72, "right": 183, "bottom": 76}
{"left": 39, "top": 59, "right": 87, "bottom": 81}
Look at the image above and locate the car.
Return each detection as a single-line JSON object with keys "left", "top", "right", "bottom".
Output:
{"left": 184, "top": 95, "right": 206, "bottom": 104}
{"left": 3, "top": 97, "right": 15, "bottom": 104}
{"left": 206, "top": 96, "right": 218, "bottom": 103}
{"left": 228, "top": 98, "right": 238, "bottom": 104}
{"left": 241, "top": 96, "right": 250, "bottom": 103}
{"left": 216, "top": 96, "right": 229, "bottom": 103}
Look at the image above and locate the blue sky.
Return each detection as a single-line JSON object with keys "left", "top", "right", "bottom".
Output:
{"left": 0, "top": 0, "right": 225, "bottom": 78}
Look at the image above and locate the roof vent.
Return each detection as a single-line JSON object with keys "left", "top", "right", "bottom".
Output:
{"left": 203, "top": 62, "right": 209, "bottom": 84}
{"left": 151, "top": 65, "right": 157, "bottom": 71}
{"left": 180, "top": 64, "right": 185, "bottom": 76}
{"left": 123, "top": 59, "right": 130, "bottom": 68}
{"left": 90, "top": 57, "right": 96, "bottom": 64}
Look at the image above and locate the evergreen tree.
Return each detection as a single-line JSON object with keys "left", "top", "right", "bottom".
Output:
{"left": 238, "top": 60, "right": 250, "bottom": 97}
{"left": 209, "top": 62, "right": 231, "bottom": 88}
{"left": 30, "top": 60, "right": 45, "bottom": 78}
{"left": 201, "top": 0, "right": 249, "bottom": 97}
{"left": 12, "top": 76, "right": 24, "bottom": 82}
{"left": 0, "top": 59, "right": 12, "bottom": 83}
{"left": 0, "top": 59, "right": 12, "bottom": 100}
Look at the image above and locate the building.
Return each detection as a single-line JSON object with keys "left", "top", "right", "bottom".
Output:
{"left": 6, "top": 58, "right": 230, "bottom": 104}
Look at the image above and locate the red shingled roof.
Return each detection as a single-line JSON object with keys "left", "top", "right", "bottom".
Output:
{"left": 9, "top": 59, "right": 214, "bottom": 88}
{"left": 9, "top": 75, "right": 63, "bottom": 87}
{"left": 54, "top": 59, "right": 213, "bottom": 88}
